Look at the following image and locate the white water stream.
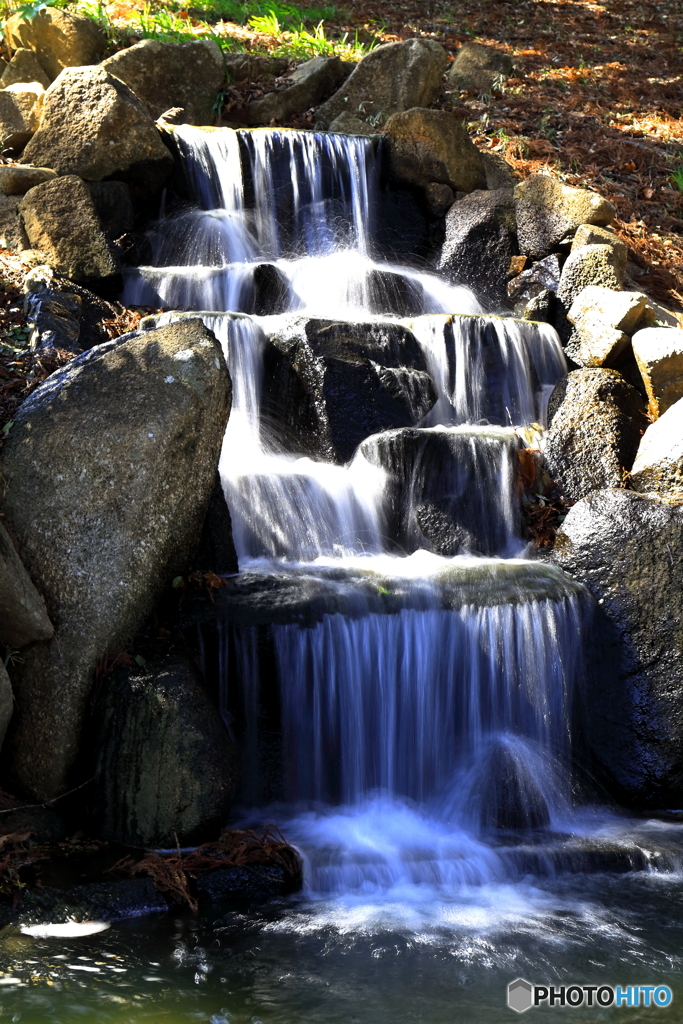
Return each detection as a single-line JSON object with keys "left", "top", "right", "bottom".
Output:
{"left": 126, "top": 128, "right": 651, "bottom": 931}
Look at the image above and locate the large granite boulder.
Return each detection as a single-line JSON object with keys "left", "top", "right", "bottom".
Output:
{"left": 316, "top": 38, "right": 448, "bottom": 128}
{"left": 20, "top": 65, "right": 173, "bottom": 189}
{"left": 246, "top": 55, "right": 349, "bottom": 124}
{"left": 0, "top": 520, "right": 53, "bottom": 648}
{"left": 0, "top": 319, "right": 231, "bottom": 801}
{"left": 261, "top": 318, "right": 435, "bottom": 463}
{"left": 19, "top": 175, "right": 118, "bottom": 282}
{"left": 93, "top": 653, "right": 240, "bottom": 846}
{"left": 447, "top": 41, "right": 513, "bottom": 93}
{"left": 515, "top": 174, "right": 615, "bottom": 259}
{"left": 437, "top": 189, "right": 517, "bottom": 309}
{"left": 629, "top": 396, "right": 683, "bottom": 498}
{"left": 553, "top": 489, "right": 683, "bottom": 806}
{"left": 4, "top": 6, "right": 107, "bottom": 80}
{"left": 544, "top": 369, "right": 645, "bottom": 501}
{"left": 101, "top": 38, "right": 226, "bottom": 124}
{"left": 632, "top": 327, "right": 683, "bottom": 419}
{"left": 383, "top": 108, "right": 486, "bottom": 194}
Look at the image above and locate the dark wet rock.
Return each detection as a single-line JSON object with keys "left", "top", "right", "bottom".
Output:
{"left": 194, "top": 864, "right": 296, "bottom": 902}
{"left": 261, "top": 318, "right": 435, "bottom": 463}
{"left": 246, "top": 55, "right": 349, "bottom": 124}
{"left": 359, "top": 426, "right": 522, "bottom": 555}
{"left": 316, "top": 39, "right": 448, "bottom": 128}
{"left": 544, "top": 369, "right": 646, "bottom": 501}
{"left": 447, "top": 41, "right": 513, "bottom": 93}
{"left": 196, "top": 472, "right": 239, "bottom": 574}
{"left": 23, "top": 274, "right": 121, "bottom": 353}
{"left": 383, "top": 107, "right": 486, "bottom": 194}
{"left": 0, "top": 319, "right": 231, "bottom": 801}
{"left": 508, "top": 254, "right": 561, "bottom": 305}
{"left": 473, "top": 739, "right": 551, "bottom": 832}
{"left": 87, "top": 181, "right": 135, "bottom": 240}
{"left": 366, "top": 268, "right": 423, "bottom": 316}
{"left": 438, "top": 188, "right": 517, "bottom": 309}
{"left": 553, "top": 489, "right": 683, "bottom": 807}
{"left": 523, "top": 288, "right": 556, "bottom": 324}
{"left": 423, "top": 181, "right": 455, "bottom": 218}
{"left": 101, "top": 39, "right": 226, "bottom": 125}
{"left": 0, "top": 661, "right": 11, "bottom": 752}
{"left": 0, "top": 520, "right": 53, "bottom": 649}
{"left": 21, "top": 66, "right": 174, "bottom": 191}
{"left": 373, "top": 186, "right": 433, "bottom": 265}
{"left": 0, "top": 807, "right": 67, "bottom": 842}
{"left": 93, "top": 653, "right": 240, "bottom": 847}
{"left": 0, "top": 878, "right": 168, "bottom": 929}
{"left": 515, "top": 174, "right": 615, "bottom": 260}
{"left": 4, "top": 7, "right": 107, "bottom": 81}
{"left": 245, "top": 262, "right": 291, "bottom": 316}
{"left": 20, "top": 175, "right": 119, "bottom": 282}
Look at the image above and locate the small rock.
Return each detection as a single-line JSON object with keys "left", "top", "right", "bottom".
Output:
{"left": 630, "top": 397, "right": 683, "bottom": 498}
{"left": 0, "top": 83, "right": 43, "bottom": 142}
{"left": 571, "top": 222, "right": 628, "bottom": 270}
{"left": 101, "top": 38, "right": 226, "bottom": 125}
{"left": 0, "top": 164, "right": 56, "bottom": 195}
{"left": 0, "top": 660, "right": 12, "bottom": 752}
{"left": 524, "top": 288, "right": 555, "bottom": 324}
{"left": 0, "top": 48, "right": 50, "bottom": 89}
{"left": 632, "top": 327, "right": 683, "bottom": 419}
{"left": 481, "top": 150, "right": 519, "bottom": 189}
{"left": 515, "top": 174, "right": 615, "bottom": 259}
{"left": 26, "top": 289, "right": 82, "bottom": 352}
{"left": 557, "top": 244, "right": 625, "bottom": 310}
{"left": 438, "top": 188, "right": 517, "bottom": 309}
{"left": 316, "top": 38, "right": 448, "bottom": 128}
{"left": 447, "top": 41, "right": 513, "bottom": 93}
{"left": 566, "top": 286, "right": 650, "bottom": 368}
{"left": 544, "top": 368, "right": 645, "bottom": 500}
{"left": 384, "top": 107, "right": 486, "bottom": 194}
{"left": 508, "top": 254, "right": 561, "bottom": 304}
{"left": 4, "top": 7, "right": 107, "bottom": 81}
{"left": 0, "top": 195, "right": 29, "bottom": 249}
{"left": 20, "top": 175, "right": 118, "bottom": 281}
{"left": 0, "top": 520, "right": 54, "bottom": 649}
{"left": 20, "top": 66, "right": 173, "bottom": 190}
{"left": 94, "top": 653, "right": 240, "bottom": 847}
{"left": 327, "top": 111, "right": 376, "bottom": 135}
{"left": 246, "top": 55, "right": 349, "bottom": 124}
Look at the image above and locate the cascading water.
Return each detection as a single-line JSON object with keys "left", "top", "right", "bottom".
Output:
{"left": 128, "top": 127, "right": 662, "bottom": 926}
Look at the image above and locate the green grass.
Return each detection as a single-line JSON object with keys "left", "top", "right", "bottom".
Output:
{"left": 1, "top": 0, "right": 375, "bottom": 60}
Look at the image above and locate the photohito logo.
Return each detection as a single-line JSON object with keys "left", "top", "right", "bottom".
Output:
{"left": 507, "top": 979, "right": 673, "bottom": 1012}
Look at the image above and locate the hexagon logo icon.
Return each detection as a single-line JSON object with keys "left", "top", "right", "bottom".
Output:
{"left": 508, "top": 978, "right": 534, "bottom": 1013}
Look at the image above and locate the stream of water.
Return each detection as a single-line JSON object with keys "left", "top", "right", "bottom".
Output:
{"left": 6, "top": 127, "right": 683, "bottom": 1023}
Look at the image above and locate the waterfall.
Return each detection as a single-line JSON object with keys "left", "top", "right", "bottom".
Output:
{"left": 137, "top": 127, "right": 594, "bottom": 905}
